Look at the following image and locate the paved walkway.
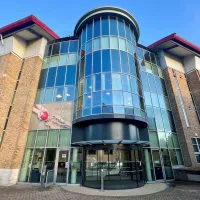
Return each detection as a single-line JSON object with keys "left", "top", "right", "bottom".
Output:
{"left": 62, "top": 183, "right": 167, "bottom": 196}
{"left": 0, "top": 182, "right": 199, "bottom": 200}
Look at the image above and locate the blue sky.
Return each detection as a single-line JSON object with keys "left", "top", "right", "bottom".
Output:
{"left": 0, "top": 0, "right": 200, "bottom": 46}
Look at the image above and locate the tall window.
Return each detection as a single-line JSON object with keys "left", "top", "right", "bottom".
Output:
{"left": 191, "top": 137, "right": 200, "bottom": 163}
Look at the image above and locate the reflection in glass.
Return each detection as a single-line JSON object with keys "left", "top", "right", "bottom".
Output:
{"left": 54, "top": 87, "right": 64, "bottom": 102}
{"left": 56, "top": 66, "right": 66, "bottom": 86}
{"left": 85, "top": 54, "right": 92, "bottom": 76}
{"left": 102, "top": 50, "right": 111, "bottom": 72}
{"left": 121, "top": 74, "right": 131, "bottom": 92}
{"left": 87, "top": 23, "right": 93, "bottom": 41}
{"left": 93, "top": 51, "right": 101, "bottom": 73}
{"left": 46, "top": 67, "right": 56, "bottom": 87}
{"left": 124, "top": 92, "right": 132, "bottom": 106}
{"left": 102, "top": 91, "right": 112, "bottom": 105}
{"left": 93, "top": 38, "right": 100, "bottom": 51}
{"left": 44, "top": 88, "right": 54, "bottom": 103}
{"left": 101, "top": 36, "right": 110, "bottom": 49}
{"left": 102, "top": 73, "right": 112, "bottom": 90}
{"left": 118, "top": 18, "right": 125, "bottom": 37}
{"left": 110, "top": 36, "right": 118, "bottom": 49}
{"left": 113, "top": 91, "right": 123, "bottom": 105}
{"left": 111, "top": 50, "right": 121, "bottom": 72}
{"left": 94, "top": 19, "right": 100, "bottom": 37}
{"left": 110, "top": 17, "right": 117, "bottom": 35}
{"left": 120, "top": 51, "right": 129, "bottom": 73}
{"left": 101, "top": 17, "right": 109, "bottom": 35}
{"left": 112, "top": 74, "right": 122, "bottom": 90}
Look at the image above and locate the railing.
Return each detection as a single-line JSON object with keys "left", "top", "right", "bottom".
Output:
{"left": 45, "top": 170, "right": 54, "bottom": 188}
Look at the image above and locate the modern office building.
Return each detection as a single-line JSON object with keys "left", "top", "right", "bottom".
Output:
{"left": 0, "top": 6, "right": 199, "bottom": 188}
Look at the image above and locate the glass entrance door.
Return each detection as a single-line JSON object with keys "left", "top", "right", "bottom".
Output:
{"left": 55, "top": 150, "right": 69, "bottom": 183}
{"left": 152, "top": 149, "right": 164, "bottom": 180}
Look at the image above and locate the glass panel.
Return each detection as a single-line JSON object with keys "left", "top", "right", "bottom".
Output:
{"left": 93, "top": 51, "right": 101, "bottom": 73}
{"left": 158, "top": 131, "right": 167, "bottom": 148}
{"left": 52, "top": 43, "right": 60, "bottom": 55}
{"left": 81, "top": 28, "right": 86, "bottom": 45}
{"left": 131, "top": 77, "right": 138, "bottom": 94}
{"left": 141, "top": 72, "right": 149, "bottom": 91}
{"left": 59, "top": 55, "right": 67, "bottom": 66}
{"left": 118, "top": 18, "right": 125, "bottom": 37}
{"left": 119, "top": 38, "right": 126, "bottom": 51}
{"left": 83, "top": 108, "right": 91, "bottom": 116}
{"left": 151, "top": 93, "right": 159, "bottom": 107}
{"left": 113, "top": 106, "right": 124, "bottom": 114}
{"left": 92, "top": 74, "right": 101, "bottom": 91}
{"left": 191, "top": 138, "right": 197, "bottom": 144}
{"left": 54, "top": 87, "right": 64, "bottom": 102}
{"left": 161, "top": 149, "right": 173, "bottom": 179}
{"left": 92, "top": 92, "right": 101, "bottom": 106}
{"left": 112, "top": 74, "right": 122, "bottom": 90}
{"left": 176, "top": 149, "right": 184, "bottom": 165}
{"left": 120, "top": 51, "right": 129, "bottom": 74}
{"left": 169, "top": 149, "right": 178, "bottom": 165}
{"left": 84, "top": 94, "right": 91, "bottom": 107}
{"left": 85, "top": 53, "right": 92, "bottom": 76}
{"left": 149, "top": 131, "right": 159, "bottom": 147}
{"left": 26, "top": 131, "right": 37, "bottom": 147}
{"left": 68, "top": 53, "right": 77, "bottom": 65}
{"left": 101, "top": 17, "right": 109, "bottom": 35}
{"left": 44, "top": 88, "right": 54, "bottom": 103}
{"left": 195, "top": 154, "right": 200, "bottom": 163}
{"left": 148, "top": 74, "right": 157, "bottom": 93}
{"left": 102, "top": 91, "right": 112, "bottom": 105}
{"left": 132, "top": 94, "right": 140, "bottom": 108}
{"left": 59, "top": 129, "right": 71, "bottom": 147}
{"left": 35, "top": 130, "right": 47, "bottom": 147}
{"left": 86, "top": 41, "right": 92, "bottom": 54}
{"left": 146, "top": 106, "right": 156, "bottom": 130}
{"left": 166, "top": 132, "right": 174, "bottom": 148}
{"left": 92, "top": 106, "right": 101, "bottom": 114}
{"left": 56, "top": 66, "right": 66, "bottom": 86}
{"left": 35, "top": 89, "right": 45, "bottom": 104}
{"left": 102, "top": 50, "right": 111, "bottom": 72}
{"left": 161, "top": 110, "right": 171, "bottom": 131}
{"left": 129, "top": 54, "right": 136, "bottom": 77}
{"left": 69, "top": 41, "right": 78, "bottom": 52}
{"left": 66, "top": 65, "right": 76, "bottom": 85}
{"left": 19, "top": 149, "right": 34, "bottom": 182}
{"left": 102, "top": 105, "right": 113, "bottom": 113}
{"left": 110, "top": 36, "right": 118, "bottom": 49}
{"left": 111, "top": 50, "right": 121, "bottom": 72}
{"left": 38, "top": 69, "right": 48, "bottom": 89}
{"left": 154, "top": 108, "right": 164, "bottom": 131}
{"left": 56, "top": 150, "right": 68, "bottom": 183}
{"left": 47, "top": 130, "right": 59, "bottom": 147}
{"left": 101, "top": 73, "right": 112, "bottom": 90}
{"left": 152, "top": 150, "right": 163, "bottom": 180}
{"left": 167, "top": 111, "right": 176, "bottom": 132}
{"left": 110, "top": 17, "right": 118, "bottom": 35}
{"left": 193, "top": 145, "right": 198, "bottom": 152}
{"left": 144, "top": 91, "right": 152, "bottom": 106}
{"left": 42, "top": 58, "right": 49, "bottom": 69}
{"left": 172, "top": 134, "right": 180, "bottom": 148}
{"left": 125, "top": 24, "right": 131, "bottom": 41}
{"left": 93, "top": 19, "right": 100, "bottom": 37}
{"left": 29, "top": 149, "right": 44, "bottom": 183}
{"left": 60, "top": 41, "right": 69, "bottom": 53}
{"left": 87, "top": 23, "right": 93, "bottom": 41}
{"left": 113, "top": 91, "right": 123, "bottom": 105}
{"left": 50, "top": 56, "right": 59, "bottom": 68}
{"left": 44, "top": 45, "right": 52, "bottom": 57}
{"left": 65, "top": 86, "right": 74, "bottom": 101}
{"left": 124, "top": 92, "right": 132, "bottom": 106}
{"left": 121, "top": 74, "right": 131, "bottom": 92}
{"left": 101, "top": 36, "right": 110, "bottom": 49}
{"left": 46, "top": 67, "right": 56, "bottom": 87}
{"left": 84, "top": 76, "right": 92, "bottom": 94}
{"left": 93, "top": 38, "right": 100, "bottom": 51}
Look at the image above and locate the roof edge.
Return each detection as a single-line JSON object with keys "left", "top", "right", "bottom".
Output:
{"left": 0, "top": 15, "right": 59, "bottom": 40}
{"left": 148, "top": 33, "right": 200, "bottom": 55}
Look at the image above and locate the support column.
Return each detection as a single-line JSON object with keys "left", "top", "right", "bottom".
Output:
{"left": 144, "top": 149, "right": 152, "bottom": 181}
{"left": 70, "top": 148, "right": 78, "bottom": 184}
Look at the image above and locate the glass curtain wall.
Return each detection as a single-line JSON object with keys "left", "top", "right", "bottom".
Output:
{"left": 19, "top": 129, "right": 71, "bottom": 183}
{"left": 74, "top": 16, "right": 145, "bottom": 120}
{"left": 138, "top": 47, "right": 184, "bottom": 180}
{"left": 35, "top": 40, "right": 78, "bottom": 104}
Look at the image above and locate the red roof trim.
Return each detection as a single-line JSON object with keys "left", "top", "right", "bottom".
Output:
{"left": 0, "top": 15, "right": 59, "bottom": 39}
{"left": 148, "top": 33, "right": 200, "bottom": 55}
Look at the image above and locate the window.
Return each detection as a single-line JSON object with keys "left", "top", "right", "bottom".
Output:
{"left": 69, "top": 41, "right": 78, "bottom": 52}
{"left": 46, "top": 67, "right": 56, "bottom": 87}
{"left": 64, "top": 86, "right": 74, "bottom": 101}
{"left": 44, "top": 88, "right": 54, "bottom": 103}
{"left": 125, "top": 24, "right": 131, "bottom": 41}
{"left": 92, "top": 74, "right": 101, "bottom": 91}
{"left": 102, "top": 50, "right": 111, "bottom": 72}
{"left": 120, "top": 51, "right": 129, "bottom": 74}
{"left": 93, "top": 38, "right": 100, "bottom": 51}
{"left": 60, "top": 41, "right": 69, "bottom": 53}
{"left": 149, "top": 131, "right": 159, "bottom": 147}
{"left": 148, "top": 73, "right": 157, "bottom": 93}
{"left": 52, "top": 43, "right": 60, "bottom": 55}
{"left": 110, "top": 17, "right": 118, "bottom": 35}
{"left": 191, "top": 137, "right": 200, "bottom": 163}
{"left": 50, "top": 56, "right": 59, "bottom": 68}
{"left": 131, "top": 77, "right": 138, "bottom": 94}
{"left": 146, "top": 106, "right": 156, "bottom": 130}
{"left": 144, "top": 91, "right": 152, "bottom": 106}
{"left": 65, "top": 65, "right": 76, "bottom": 85}
{"left": 154, "top": 107, "right": 164, "bottom": 131}
{"left": 81, "top": 28, "right": 86, "bottom": 45}
{"left": 101, "top": 17, "right": 109, "bottom": 35}
{"left": 54, "top": 87, "right": 64, "bottom": 102}
{"left": 113, "top": 91, "right": 123, "bottom": 105}
{"left": 55, "top": 66, "right": 66, "bottom": 86}
{"left": 84, "top": 76, "right": 92, "bottom": 94}
{"left": 102, "top": 91, "right": 112, "bottom": 105}
{"left": 141, "top": 71, "right": 149, "bottom": 91}
{"left": 101, "top": 36, "right": 110, "bottom": 49}
{"left": 110, "top": 36, "right": 118, "bottom": 49}
{"left": 124, "top": 92, "right": 132, "bottom": 106}
{"left": 38, "top": 69, "right": 48, "bottom": 89}
{"left": 121, "top": 74, "right": 131, "bottom": 92}
{"left": 93, "top": 51, "right": 101, "bottom": 73}
{"left": 118, "top": 18, "right": 125, "bottom": 37}
{"left": 111, "top": 50, "right": 121, "bottom": 72}
{"left": 151, "top": 93, "right": 159, "bottom": 107}
{"left": 35, "top": 89, "right": 45, "bottom": 104}
{"left": 85, "top": 54, "right": 92, "bottom": 76}
{"left": 92, "top": 92, "right": 101, "bottom": 106}
{"left": 102, "top": 73, "right": 112, "bottom": 90}
{"left": 94, "top": 19, "right": 100, "bottom": 37}
{"left": 129, "top": 54, "right": 136, "bottom": 77}
{"left": 87, "top": 23, "right": 93, "bottom": 41}
{"left": 86, "top": 41, "right": 92, "bottom": 54}
{"left": 119, "top": 38, "right": 126, "bottom": 51}
{"left": 112, "top": 74, "right": 122, "bottom": 90}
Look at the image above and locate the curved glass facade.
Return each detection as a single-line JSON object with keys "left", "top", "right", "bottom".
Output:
{"left": 74, "top": 16, "right": 145, "bottom": 120}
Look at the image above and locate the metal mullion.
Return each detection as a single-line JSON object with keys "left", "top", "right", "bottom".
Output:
{"left": 151, "top": 149, "right": 157, "bottom": 181}
{"left": 66, "top": 148, "right": 71, "bottom": 185}
{"left": 27, "top": 130, "right": 38, "bottom": 182}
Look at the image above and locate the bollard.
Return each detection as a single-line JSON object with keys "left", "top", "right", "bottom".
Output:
{"left": 101, "top": 169, "right": 104, "bottom": 192}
